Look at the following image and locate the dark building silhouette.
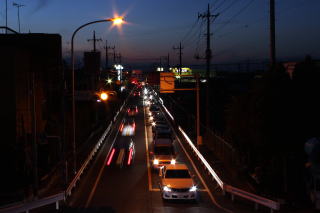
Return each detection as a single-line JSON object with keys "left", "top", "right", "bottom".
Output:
{"left": 0, "top": 33, "right": 62, "bottom": 193}
{"left": 83, "top": 51, "right": 101, "bottom": 90}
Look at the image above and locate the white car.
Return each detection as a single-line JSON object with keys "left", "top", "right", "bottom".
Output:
{"left": 159, "top": 164, "right": 197, "bottom": 200}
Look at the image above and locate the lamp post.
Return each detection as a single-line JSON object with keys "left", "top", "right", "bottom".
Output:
{"left": 71, "top": 17, "right": 123, "bottom": 174}
{"left": 13, "top": 2, "right": 25, "bottom": 33}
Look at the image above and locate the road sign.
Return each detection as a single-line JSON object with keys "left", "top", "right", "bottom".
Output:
{"left": 160, "top": 72, "right": 175, "bottom": 93}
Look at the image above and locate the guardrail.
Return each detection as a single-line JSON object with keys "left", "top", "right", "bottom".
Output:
{"left": 66, "top": 122, "right": 112, "bottom": 197}
{"left": 0, "top": 193, "right": 64, "bottom": 213}
{"left": 224, "top": 185, "right": 280, "bottom": 212}
{"left": 153, "top": 88, "right": 280, "bottom": 213}
{"left": 178, "top": 126, "right": 224, "bottom": 189}
{"left": 66, "top": 93, "right": 128, "bottom": 197}
{"left": 0, "top": 95, "right": 129, "bottom": 213}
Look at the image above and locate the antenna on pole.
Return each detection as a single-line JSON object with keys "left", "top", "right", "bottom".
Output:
{"left": 13, "top": 2, "right": 25, "bottom": 33}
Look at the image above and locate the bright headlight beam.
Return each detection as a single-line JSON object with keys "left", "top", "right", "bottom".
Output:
{"left": 163, "top": 186, "right": 171, "bottom": 192}
{"left": 189, "top": 185, "right": 197, "bottom": 192}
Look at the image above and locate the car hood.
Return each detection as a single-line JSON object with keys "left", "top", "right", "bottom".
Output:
{"left": 162, "top": 178, "right": 194, "bottom": 189}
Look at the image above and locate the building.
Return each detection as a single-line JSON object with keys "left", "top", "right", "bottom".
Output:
{"left": 0, "top": 33, "right": 62, "bottom": 192}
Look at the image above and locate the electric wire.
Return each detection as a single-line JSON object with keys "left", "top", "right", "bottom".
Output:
{"left": 214, "top": 0, "right": 255, "bottom": 34}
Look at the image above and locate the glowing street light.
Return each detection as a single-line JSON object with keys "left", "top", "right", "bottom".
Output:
{"left": 112, "top": 17, "right": 123, "bottom": 25}
{"left": 70, "top": 16, "right": 124, "bottom": 174}
{"left": 100, "top": 92, "right": 108, "bottom": 101}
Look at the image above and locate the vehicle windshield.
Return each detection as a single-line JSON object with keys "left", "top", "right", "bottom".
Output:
{"left": 150, "top": 105, "right": 159, "bottom": 111}
{"left": 165, "top": 169, "right": 191, "bottom": 178}
{"left": 154, "top": 146, "right": 174, "bottom": 155}
{"left": 156, "top": 133, "right": 171, "bottom": 139}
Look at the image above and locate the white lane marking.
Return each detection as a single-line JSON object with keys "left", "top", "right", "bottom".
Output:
{"left": 174, "top": 132, "right": 233, "bottom": 213}
{"left": 85, "top": 125, "right": 121, "bottom": 208}
{"left": 144, "top": 105, "right": 153, "bottom": 192}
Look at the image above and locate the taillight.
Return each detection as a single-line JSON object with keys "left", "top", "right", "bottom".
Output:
{"left": 107, "top": 148, "right": 116, "bottom": 166}
{"left": 120, "top": 124, "right": 124, "bottom": 132}
{"left": 127, "top": 148, "right": 133, "bottom": 165}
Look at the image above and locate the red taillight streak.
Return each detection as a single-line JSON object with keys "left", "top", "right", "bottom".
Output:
{"left": 120, "top": 124, "right": 124, "bottom": 131}
{"left": 127, "top": 148, "right": 133, "bottom": 165}
{"left": 135, "top": 108, "right": 138, "bottom": 113}
{"left": 107, "top": 148, "right": 116, "bottom": 166}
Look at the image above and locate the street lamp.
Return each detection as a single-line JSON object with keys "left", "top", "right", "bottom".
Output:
{"left": 71, "top": 17, "right": 124, "bottom": 174}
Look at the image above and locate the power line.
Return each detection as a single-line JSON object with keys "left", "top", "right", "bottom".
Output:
{"left": 212, "top": 0, "right": 227, "bottom": 12}
{"left": 214, "top": 0, "right": 255, "bottom": 34}
{"left": 219, "top": 0, "right": 238, "bottom": 14}
{"left": 181, "top": 19, "right": 199, "bottom": 44}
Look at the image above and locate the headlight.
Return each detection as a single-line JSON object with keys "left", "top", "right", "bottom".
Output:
{"left": 163, "top": 186, "right": 171, "bottom": 192}
{"left": 149, "top": 116, "right": 153, "bottom": 121}
{"left": 153, "top": 159, "right": 159, "bottom": 165}
{"left": 152, "top": 122, "right": 156, "bottom": 126}
{"left": 189, "top": 185, "right": 197, "bottom": 192}
{"left": 144, "top": 96, "right": 147, "bottom": 99}
{"left": 171, "top": 159, "right": 176, "bottom": 164}
{"left": 149, "top": 112, "right": 152, "bottom": 116}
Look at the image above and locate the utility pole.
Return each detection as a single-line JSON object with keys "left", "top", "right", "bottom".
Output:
{"left": 116, "top": 53, "right": 122, "bottom": 64}
{"left": 173, "top": 42, "right": 183, "bottom": 79}
{"left": 13, "top": 2, "right": 24, "bottom": 33}
{"left": 198, "top": 4, "right": 219, "bottom": 134}
{"left": 196, "top": 73, "right": 202, "bottom": 147}
{"left": 167, "top": 53, "right": 170, "bottom": 69}
{"left": 31, "top": 71, "right": 38, "bottom": 198}
{"left": 113, "top": 48, "right": 116, "bottom": 64}
{"left": 5, "top": 0, "right": 8, "bottom": 33}
{"left": 104, "top": 40, "right": 115, "bottom": 69}
{"left": 87, "top": 31, "right": 102, "bottom": 52}
{"left": 270, "top": 0, "right": 276, "bottom": 68}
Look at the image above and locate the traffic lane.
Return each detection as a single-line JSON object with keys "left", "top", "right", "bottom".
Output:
{"left": 87, "top": 106, "right": 151, "bottom": 213}
{"left": 144, "top": 106, "right": 226, "bottom": 213}
{"left": 67, "top": 107, "right": 125, "bottom": 208}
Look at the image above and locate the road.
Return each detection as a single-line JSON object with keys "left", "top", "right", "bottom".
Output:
{"left": 66, "top": 93, "right": 229, "bottom": 213}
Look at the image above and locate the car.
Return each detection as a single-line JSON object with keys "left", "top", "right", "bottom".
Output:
{"left": 106, "top": 137, "right": 135, "bottom": 167}
{"left": 159, "top": 164, "right": 197, "bottom": 200}
{"left": 153, "top": 126, "right": 172, "bottom": 136}
{"left": 120, "top": 117, "right": 136, "bottom": 136}
{"left": 151, "top": 140, "right": 176, "bottom": 170}
{"left": 133, "top": 91, "right": 141, "bottom": 97}
{"left": 127, "top": 106, "right": 138, "bottom": 116}
{"left": 152, "top": 120, "right": 168, "bottom": 132}
{"left": 149, "top": 104, "right": 160, "bottom": 112}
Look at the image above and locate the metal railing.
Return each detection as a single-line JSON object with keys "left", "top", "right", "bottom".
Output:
{"left": 154, "top": 88, "right": 280, "bottom": 213}
{"left": 65, "top": 122, "right": 112, "bottom": 197}
{"left": 0, "top": 193, "right": 64, "bottom": 213}
{"left": 0, "top": 97, "right": 128, "bottom": 213}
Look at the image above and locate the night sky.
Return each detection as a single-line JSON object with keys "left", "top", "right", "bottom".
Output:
{"left": 1, "top": 0, "right": 320, "bottom": 65}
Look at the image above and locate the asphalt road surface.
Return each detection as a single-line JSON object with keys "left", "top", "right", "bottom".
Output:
{"left": 66, "top": 95, "right": 229, "bottom": 213}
